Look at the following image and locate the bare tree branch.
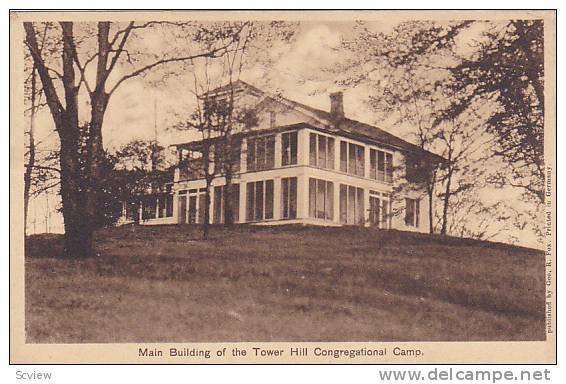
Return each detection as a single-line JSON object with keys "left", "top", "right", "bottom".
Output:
{"left": 60, "top": 21, "right": 94, "bottom": 95}
{"left": 107, "top": 22, "right": 248, "bottom": 96}
{"left": 23, "top": 22, "right": 64, "bottom": 128}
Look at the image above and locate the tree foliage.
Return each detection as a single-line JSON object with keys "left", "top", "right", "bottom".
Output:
{"left": 379, "top": 20, "right": 544, "bottom": 203}
{"left": 342, "top": 19, "right": 545, "bottom": 240}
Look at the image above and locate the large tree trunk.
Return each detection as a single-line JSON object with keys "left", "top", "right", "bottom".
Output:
{"left": 59, "top": 22, "right": 96, "bottom": 257}
{"left": 59, "top": 119, "right": 93, "bottom": 257}
{"left": 83, "top": 23, "right": 111, "bottom": 231}
{"left": 84, "top": 94, "right": 109, "bottom": 230}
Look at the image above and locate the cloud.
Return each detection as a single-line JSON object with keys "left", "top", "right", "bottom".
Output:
{"left": 275, "top": 24, "right": 342, "bottom": 81}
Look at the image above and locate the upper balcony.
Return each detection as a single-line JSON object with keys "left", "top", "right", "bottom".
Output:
{"left": 172, "top": 124, "right": 409, "bottom": 187}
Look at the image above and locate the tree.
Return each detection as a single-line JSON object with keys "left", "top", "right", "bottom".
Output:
{"left": 342, "top": 22, "right": 465, "bottom": 234}
{"left": 23, "top": 23, "right": 61, "bottom": 234}
{"left": 449, "top": 20, "right": 545, "bottom": 203}
{"left": 434, "top": 114, "right": 487, "bottom": 235}
{"left": 367, "top": 20, "right": 545, "bottom": 203}
{"left": 178, "top": 70, "right": 256, "bottom": 238}
{"left": 103, "top": 140, "right": 173, "bottom": 226}
{"left": 186, "top": 21, "right": 294, "bottom": 227}
{"left": 342, "top": 20, "right": 536, "bottom": 238}
{"left": 173, "top": 21, "right": 296, "bottom": 233}
{"left": 24, "top": 21, "right": 249, "bottom": 257}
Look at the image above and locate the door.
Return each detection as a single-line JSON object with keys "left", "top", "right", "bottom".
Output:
{"left": 369, "top": 196, "right": 381, "bottom": 227}
{"left": 188, "top": 195, "right": 197, "bottom": 224}
{"left": 178, "top": 195, "right": 187, "bottom": 224}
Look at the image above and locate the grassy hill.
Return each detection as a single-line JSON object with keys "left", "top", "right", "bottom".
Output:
{"left": 25, "top": 224, "right": 545, "bottom": 343}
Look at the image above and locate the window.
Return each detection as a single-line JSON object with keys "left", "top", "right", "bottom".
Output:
{"left": 281, "top": 177, "right": 297, "bottom": 219}
{"left": 157, "top": 194, "right": 174, "bottom": 218}
{"left": 229, "top": 184, "right": 240, "bottom": 223}
{"left": 340, "top": 141, "right": 348, "bottom": 172}
{"left": 231, "top": 142, "right": 241, "bottom": 173}
{"left": 405, "top": 155, "right": 430, "bottom": 183}
{"left": 247, "top": 135, "right": 275, "bottom": 171}
{"left": 405, "top": 198, "right": 420, "bottom": 227}
{"left": 357, "top": 146, "right": 365, "bottom": 176}
{"left": 282, "top": 131, "right": 298, "bottom": 166}
{"left": 214, "top": 184, "right": 241, "bottom": 223}
{"left": 386, "top": 152, "right": 393, "bottom": 182}
{"left": 124, "top": 200, "right": 139, "bottom": 221}
{"left": 340, "top": 140, "right": 365, "bottom": 177}
{"left": 309, "top": 133, "right": 335, "bottom": 169}
{"left": 178, "top": 149, "right": 205, "bottom": 180}
{"left": 188, "top": 195, "right": 197, "bottom": 223}
{"left": 214, "top": 141, "right": 241, "bottom": 175}
{"left": 213, "top": 186, "right": 223, "bottom": 223}
{"left": 265, "top": 180, "right": 274, "bottom": 219}
{"left": 348, "top": 143, "right": 356, "bottom": 174}
{"left": 255, "top": 181, "right": 264, "bottom": 220}
{"left": 142, "top": 192, "right": 174, "bottom": 220}
{"left": 142, "top": 195, "right": 157, "bottom": 220}
{"left": 158, "top": 196, "right": 165, "bottom": 218}
{"left": 246, "top": 183, "right": 255, "bottom": 222}
{"left": 197, "top": 194, "right": 206, "bottom": 224}
{"left": 381, "top": 199, "right": 390, "bottom": 228}
{"left": 178, "top": 188, "right": 206, "bottom": 224}
{"left": 369, "top": 191, "right": 390, "bottom": 229}
{"left": 339, "top": 184, "right": 365, "bottom": 225}
{"left": 246, "top": 180, "right": 274, "bottom": 222}
{"left": 309, "top": 178, "right": 333, "bottom": 220}
{"left": 370, "top": 149, "right": 393, "bottom": 183}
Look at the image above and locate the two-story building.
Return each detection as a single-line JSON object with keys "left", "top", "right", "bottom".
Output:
{"left": 130, "top": 80, "right": 442, "bottom": 233}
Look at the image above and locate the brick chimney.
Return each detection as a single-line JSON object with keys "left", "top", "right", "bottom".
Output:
{"left": 330, "top": 91, "right": 344, "bottom": 121}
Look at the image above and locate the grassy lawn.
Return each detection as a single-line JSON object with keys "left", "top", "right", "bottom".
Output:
{"left": 25, "top": 224, "right": 545, "bottom": 343}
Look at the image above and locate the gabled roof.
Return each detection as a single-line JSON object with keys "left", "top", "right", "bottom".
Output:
{"left": 186, "top": 80, "right": 444, "bottom": 163}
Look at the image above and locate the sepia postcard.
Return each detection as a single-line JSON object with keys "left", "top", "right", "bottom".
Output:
{"left": 9, "top": 9, "right": 556, "bottom": 364}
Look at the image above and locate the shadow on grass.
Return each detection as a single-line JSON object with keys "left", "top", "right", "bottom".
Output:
{"left": 25, "top": 234, "right": 65, "bottom": 259}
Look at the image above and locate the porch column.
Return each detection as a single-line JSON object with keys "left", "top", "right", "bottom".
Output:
{"left": 241, "top": 139, "right": 248, "bottom": 173}
{"left": 274, "top": 133, "right": 282, "bottom": 168}
{"left": 273, "top": 176, "right": 282, "bottom": 220}
{"left": 333, "top": 135, "right": 339, "bottom": 170}
{"left": 209, "top": 187, "right": 215, "bottom": 224}
{"left": 364, "top": 145, "right": 370, "bottom": 179}
{"left": 139, "top": 199, "right": 143, "bottom": 222}
{"left": 172, "top": 192, "right": 178, "bottom": 221}
{"left": 239, "top": 181, "right": 247, "bottom": 223}
{"left": 296, "top": 173, "right": 309, "bottom": 219}
{"left": 297, "top": 128, "right": 310, "bottom": 166}
{"left": 363, "top": 188, "right": 370, "bottom": 227}
{"left": 333, "top": 181, "right": 340, "bottom": 224}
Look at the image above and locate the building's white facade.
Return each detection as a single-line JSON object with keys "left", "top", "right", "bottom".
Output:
{"left": 131, "top": 82, "right": 439, "bottom": 233}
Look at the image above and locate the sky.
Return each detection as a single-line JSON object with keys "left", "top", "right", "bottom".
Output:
{"left": 24, "top": 20, "right": 543, "bottom": 249}
{"left": 29, "top": 20, "right": 407, "bottom": 151}
{"left": 100, "top": 21, "right": 405, "bottom": 150}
